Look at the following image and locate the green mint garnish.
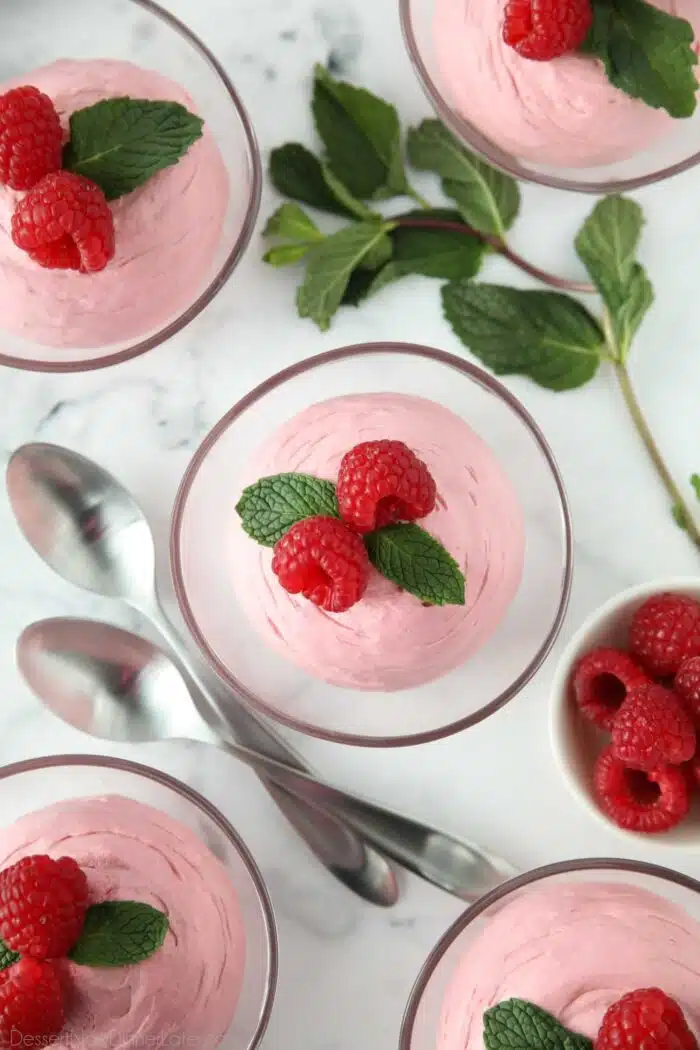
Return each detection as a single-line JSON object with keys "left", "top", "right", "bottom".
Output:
{"left": 441, "top": 283, "right": 605, "bottom": 392}
{"left": 691, "top": 474, "right": 700, "bottom": 502}
{"left": 364, "top": 523, "right": 465, "bottom": 607}
{"left": 311, "top": 64, "right": 408, "bottom": 200}
{"left": 484, "top": 999, "right": 593, "bottom": 1050}
{"left": 407, "top": 119, "right": 520, "bottom": 238}
{"left": 574, "top": 195, "right": 653, "bottom": 361}
{"left": 580, "top": 0, "right": 697, "bottom": 119}
{"left": 269, "top": 143, "right": 357, "bottom": 217}
{"left": 0, "top": 939, "right": 19, "bottom": 972}
{"left": 69, "top": 901, "right": 168, "bottom": 967}
{"left": 63, "top": 97, "right": 204, "bottom": 201}
{"left": 236, "top": 473, "right": 340, "bottom": 546}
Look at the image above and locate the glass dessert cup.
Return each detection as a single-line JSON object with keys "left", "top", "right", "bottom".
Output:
{"left": 0, "top": 0, "right": 261, "bottom": 372}
{"left": 171, "top": 342, "right": 573, "bottom": 748}
{"left": 400, "top": 0, "right": 700, "bottom": 193}
{"left": 0, "top": 754, "right": 277, "bottom": 1050}
{"left": 399, "top": 858, "right": 700, "bottom": 1050}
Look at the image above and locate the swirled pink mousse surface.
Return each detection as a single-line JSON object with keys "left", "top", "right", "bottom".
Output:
{"left": 0, "top": 59, "right": 229, "bottom": 349}
{"left": 0, "top": 795, "right": 246, "bottom": 1049}
{"left": 434, "top": 0, "right": 700, "bottom": 168}
{"left": 439, "top": 881, "right": 700, "bottom": 1050}
{"left": 230, "top": 393, "right": 525, "bottom": 691}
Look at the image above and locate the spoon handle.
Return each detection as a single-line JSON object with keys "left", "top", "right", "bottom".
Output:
{"left": 144, "top": 605, "right": 400, "bottom": 907}
{"left": 221, "top": 740, "right": 515, "bottom": 903}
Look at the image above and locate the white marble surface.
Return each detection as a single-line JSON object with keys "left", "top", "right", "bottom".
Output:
{"left": 3, "top": 1, "right": 700, "bottom": 1048}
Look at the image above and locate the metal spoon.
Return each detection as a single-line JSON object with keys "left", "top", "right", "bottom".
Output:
{"left": 18, "top": 617, "right": 515, "bottom": 902}
{"left": 6, "top": 442, "right": 399, "bottom": 907}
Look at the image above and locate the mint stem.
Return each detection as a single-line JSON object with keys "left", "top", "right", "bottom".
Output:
{"left": 614, "top": 358, "right": 700, "bottom": 550}
{"left": 393, "top": 215, "right": 596, "bottom": 294}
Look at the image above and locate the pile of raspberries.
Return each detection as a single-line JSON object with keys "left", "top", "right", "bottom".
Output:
{"left": 571, "top": 592, "right": 700, "bottom": 833}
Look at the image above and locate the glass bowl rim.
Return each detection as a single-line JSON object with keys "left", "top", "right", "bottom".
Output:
{"left": 398, "top": 0, "right": 700, "bottom": 195}
{"left": 0, "top": 0, "right": 262, "bottom": 374}
{"left": 170, "top": 340, "right": 574, "bottom": 748}
{"left": 0, "top": 752, "right": 278, "bottom": 1050}
{"left": 398, "top": 856, "right": 700, "bottom": 1050}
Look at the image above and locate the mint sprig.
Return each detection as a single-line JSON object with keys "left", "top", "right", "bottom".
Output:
{"left": 69, "top": 900, "right": 168, "bottom": 967}
{"left": 484, "top": 999, "right": 592, "bottom": 1050}
{"left": 236, "top": 473, "right": 340, "bottom": 546}
{"left": 236, "top": 472, "right": 466, "bottom": 606}
{"left": 581, "top": 0, "right": 697, "bottom": 119}
{"left": 262, "top": 67, "right": 700, "bottom": 556}
{"left": 0, "top": 939, "right": 19, "bottom": 972}
{"left": 63, "top": 98, "right": 204, "bottom": 201}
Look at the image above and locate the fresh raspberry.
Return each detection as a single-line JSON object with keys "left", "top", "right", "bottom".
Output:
{"left": 0, "top": 854, "right": 88, "bottom": 959}
{"left": 0, "top": 958, "right": 65, "bottom": 1043}
{"left": 502, "top": 0, "right": 593, "bottom": 61}
{"left": 11, "top": 171, "right": 115, "bottom": 273}
{"left": 570, "top": 647, "right": 649, "bottom": 731}
{"left": 611, "top": 684, "right": 696, "bottom": 771}
{"left": 629, "top": 592, "right": 700, "bottom": 678}
{"left": 595, "top": 987, "right": 698, "bottom": 1050}
{"left": 271, "top": 515, "right": 371, "bottom": 613}
{"left": 594, "top": 745, "right": 689, "bottom": 833}
{"left": 336, "top": 440, "right": 437, "bottom": 534}
{"left": 675, "top": 656, "right": 700, "bottom": 723}
{"left": 0, "top": 86, "right": 63, "bottom": 191}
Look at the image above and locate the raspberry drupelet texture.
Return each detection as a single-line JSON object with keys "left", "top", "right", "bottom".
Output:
{"left": 628, "top": 592, "right": 700, "bottom": 678}
{"left": 611, "top": 683, "right": 696, "bottom": 771}
{"left": 336, "top": 440, "right": 437, "bottom": 534}
{"left": 0, "top": 854, "right": 88, "bottom": 959}
{"left": 595, "top": 988, "right": 698, "bottom": 1050}
{"left": 0, "top": 86, "right": 63, "bottom": 191}
{"left": 593, "top": 745, "right": 689, "bottom": 833}
{"left": 271, "top": 515, "right": 371, "bottom": 613}
{"left": 675, "top": 656, "right": 700, "bottom": 723}
{"left": 571, "top": 647, "right": 649, "bottom": 731}
{"left": 11, "top": 171, "right": 115, "bottom": 273}
{"left": 0, "top": 958, "right": 65, "bottom": 1042}
{"left": 502, "top": 0, "right": 593, "bottom": 61}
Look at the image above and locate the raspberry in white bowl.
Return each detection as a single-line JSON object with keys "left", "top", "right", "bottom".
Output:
{"left": 230, "top": 392, "right": 525, "bottom": 692}
{"left": 0, "top": 59, "right": 229, "bottom": 350}
{"left": 0, "top": 795, "right": 247, "bottom": 1048}
{"left": 550, "top": 580, "right": 700, "bottom": 844}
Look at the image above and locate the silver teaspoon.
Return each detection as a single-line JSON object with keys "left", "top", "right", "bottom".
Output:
{"left": 18, "top": 617, "right": 516, "bottom": 902}
{"left": 6, "top": 442, "right": 399, "bottom": 908}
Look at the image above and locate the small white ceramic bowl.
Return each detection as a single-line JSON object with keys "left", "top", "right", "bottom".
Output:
{"left": 549, "top": 577, "right": 700, "bottom": 848}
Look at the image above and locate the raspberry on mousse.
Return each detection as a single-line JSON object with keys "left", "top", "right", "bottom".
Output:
{"left": 271, "top": 515, "right": 371, "bottom": 613}
{"left": 0, "top": 85, "right": 63, "bottom": 191}
{"left": 336, "top": 439, "right": 437, "bottom": 535}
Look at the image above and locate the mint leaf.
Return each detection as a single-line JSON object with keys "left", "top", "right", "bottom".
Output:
{"left": 264, "top": 243, "right": 317, "bottom": 267}
{"left": 0, "top": 939, "right": 19, "bottom": 972}
{"left": 263, "top": 203, "right": 323, "bottom": 243}
{"left": 312, "top": 64, "right": 408, "bottom": 199}
{"left": 269, "top": 143, "right": 354, "bottom": 217}
{"left": 236, "top": 473, "right": 339, "bottom": 546}
{"left": 63, "top": 98, "right": 203, "bottom": 201}
{"left": 297, "top": 221, "right": 394, "bottom": 329}
{"left": 581, "top": 0, "right": 697, "bottom": 118}
{"left": 692, "top": 474, "right": 700, "bottom": 501}
{"left": 365, "top": 523, "right": 465, "bottom": 606}
{"left": 321, "top": 164, "right": 377, "bottom": 220}
{"left": 386, "top": 210, "right": 485, "bottom": 279}
{"left": 575, "top": 195, "right": 653, "bottom": 358}
{"left": 341, "top": 267, "right": 382, "bottom": 306}
{"left": 359, "top": 232, "right": 393, "bottom": 270}
{"left": 407, "top": 120, "right": 520, "bottom": 237}
{"left": 442, "top": 282, "right": 604, "bottom": 392}
{"left": 69, "top": 901, "right": 168, "bottom": 967}
{"left": 484, "top": 999, "right": 593, "bottom": 1050}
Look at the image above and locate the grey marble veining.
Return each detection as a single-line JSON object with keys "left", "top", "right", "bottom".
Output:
{"left": 1, "top": 2, "right": 700, "bottom": 1049}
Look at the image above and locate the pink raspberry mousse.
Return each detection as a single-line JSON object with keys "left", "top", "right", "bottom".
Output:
{"left": 0, "top": 59, "right": 229, "bottom": 349}
{"left": 433, "top": 0, "right": 700, "bottom": 168}
{"left": 230, "top": 393, "right": 525, "bottom": 692}
{"left": 439, "top": 881, "right": 700, "bottom": 1050}
{"left": 0, "top": 795, "right": 246, "bottom": 1049}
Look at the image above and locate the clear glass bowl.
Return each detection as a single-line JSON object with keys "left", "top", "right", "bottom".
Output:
{"left": 0, "top": 0, "right": 261, "bottom": 372}
{"left": 0, "top": 754, "right": 277, "bottom": 1050}
{"left": 400, "top": 858, "right": 700, "bottom": 1050}
{"left": 400, "top": 0, "right": 700, "bottom": 193}
{"left": 170, "top": 342, "right": 573, "bottom": 747}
